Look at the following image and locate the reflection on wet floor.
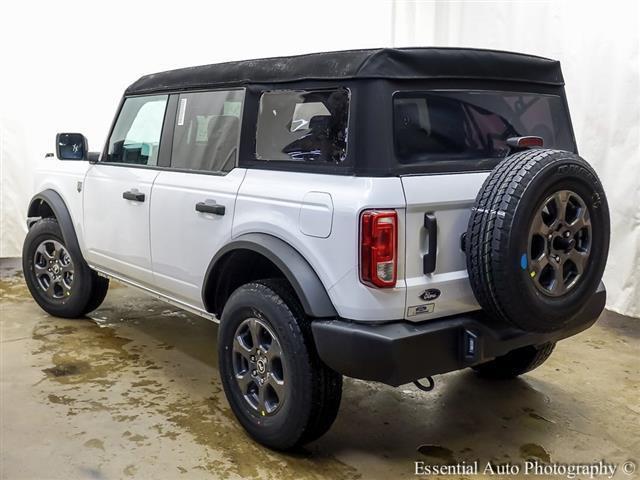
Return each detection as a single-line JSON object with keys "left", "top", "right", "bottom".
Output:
{"left": 1, "top": 270, "right": 638, "bottom": 479}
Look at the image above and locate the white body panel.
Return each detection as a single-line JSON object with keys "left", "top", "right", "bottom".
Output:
{"left": 401, "top": 173, "right": 487, "bottom": 321}
{"left": 32, "top": 158, "right": 91, "bottom": 253}
{"left": 32, "top": 159, "right": 483, "bottom": 324}
{"left": 149, "top": 168, "right": 246, "bottom": 307}
{"left": 233, "top": 170, "right": 408, "bottom": 321}
{"left": 83, "top": 164, "right": 159, "bottom": 285}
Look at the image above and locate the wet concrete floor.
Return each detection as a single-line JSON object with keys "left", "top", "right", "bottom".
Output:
{"left": 1, "top": 264, "right": 638, "bottom": 479}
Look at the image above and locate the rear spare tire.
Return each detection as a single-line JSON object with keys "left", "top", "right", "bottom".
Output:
{"left": 466, "top": 149, "right": 609, "bottom": 333}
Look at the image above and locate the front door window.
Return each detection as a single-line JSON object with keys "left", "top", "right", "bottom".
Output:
{"left": 106, "top": 95, "right": 168, "bottom": 166}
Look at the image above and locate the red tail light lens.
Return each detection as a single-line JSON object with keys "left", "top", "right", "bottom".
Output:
{"left": 506, "top": 136, "right": 544, "bottom": 148}
{"left": 360, "top": 210, "right": 398, "bottom": 288}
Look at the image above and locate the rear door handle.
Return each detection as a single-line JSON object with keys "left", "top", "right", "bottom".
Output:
{"left": 423, "top": 212, "right": 437, "bottom": 274}
{"left": 195, "top": 201, "right": 225, "bottom": 216}
{"left": 122, "top": 190, "right": 145, "bottom": 202}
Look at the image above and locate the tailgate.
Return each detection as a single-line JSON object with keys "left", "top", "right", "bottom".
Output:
{"left": 401, "top": 172, "right": 488, "bottom": 321}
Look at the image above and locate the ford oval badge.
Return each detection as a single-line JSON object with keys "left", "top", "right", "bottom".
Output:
{"left": 419, "top": 288, "right": 441, "bottom": 301}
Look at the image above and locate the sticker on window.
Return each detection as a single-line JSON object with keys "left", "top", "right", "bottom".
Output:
{"left": 177, "top": 98, "right": 187, "bottom": 126}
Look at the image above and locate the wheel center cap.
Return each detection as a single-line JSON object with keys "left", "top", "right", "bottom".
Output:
{"left": 256, "top": 357, "right": 267, "bottom": 374}
{"left": 552, "top": 233, "right": 575, "bottom": 253}
{"left": 52, "top": 264, "right": 60, "bottom": 274}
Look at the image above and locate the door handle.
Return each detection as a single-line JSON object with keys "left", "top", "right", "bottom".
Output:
{"left": 423, "top": 212, "right": 437, "bottom": 274}
{"left": 122, "top": 190, "right": 145, "bottom": 202}
{"left": 195, "top": 201, "right": 225, "bottom": 216}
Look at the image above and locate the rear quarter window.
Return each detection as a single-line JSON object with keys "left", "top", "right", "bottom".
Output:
{"left": 255, "top": 88, "right": 349, "bottom": 163}
{"left": 394, "top": 90, "right": 575, "bottom": 165}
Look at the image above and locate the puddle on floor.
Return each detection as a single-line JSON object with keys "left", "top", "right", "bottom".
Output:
{"left": 417, "top": 444, "right": 457, "bottom": 464}
{"left": 29, "top": 311, "right": 361, "bottom": 480}
{"left": 519, "top": 443, "right": 551, "bottom": 463}
{"left": 0, "top": 272, "right": 28, "bottom": 301}
{"left": 1, "top": 267, "right": 635, "bottom": 479}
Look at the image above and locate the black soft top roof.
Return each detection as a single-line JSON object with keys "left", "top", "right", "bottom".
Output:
{"left": 125, "top": 47, "right": 564, "bottom": 95}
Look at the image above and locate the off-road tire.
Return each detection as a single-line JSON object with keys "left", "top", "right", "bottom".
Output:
{"left": 218, "top": 279, "right": 342, "bottom": 450}
{"left": 22, "top": 218, "right": 109, "bottom": 318}
{"left": 83, "top": 275, "right": 110, "bottom": 313}
{"left": 466, "top": 149, "right": 609, "bottom": 333}
{"left": 472, "top": 342, "right": 556, "bottom": 379}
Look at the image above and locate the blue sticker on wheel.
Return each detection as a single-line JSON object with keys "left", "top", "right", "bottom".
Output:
{"left": 520, "top": 253, "right": 528, "bottom": 270}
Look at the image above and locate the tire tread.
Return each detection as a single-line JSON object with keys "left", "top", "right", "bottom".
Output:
{"left": 466, "top": 149, "right": 608, "bottom": 332}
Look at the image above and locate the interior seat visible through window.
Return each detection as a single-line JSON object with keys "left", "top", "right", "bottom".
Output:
{"left": 255, "top": 88, "right": 350, "bottom": 163}
{"left": 171, "top": 90, "right": 245, "bottom": 173}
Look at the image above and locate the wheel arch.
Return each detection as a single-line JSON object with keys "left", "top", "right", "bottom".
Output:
{"left": 202, "top": 233, "right": 337, "bottom": 319}
{"left": 26, "top": 189, "right": 83, "bottom": 260}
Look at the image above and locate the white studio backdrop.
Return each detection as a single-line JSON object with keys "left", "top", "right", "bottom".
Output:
{"left": 392, "top": 0, "right": 640, "bottom": 317}
{"left": 1, "top": 0, "right": 638, "bottom": 317}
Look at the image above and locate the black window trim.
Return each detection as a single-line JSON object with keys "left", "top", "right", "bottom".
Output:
{"left": 96, "top": 81, "right": 576, "bottom": 178}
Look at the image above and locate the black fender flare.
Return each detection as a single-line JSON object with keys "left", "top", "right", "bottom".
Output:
{"left": 202, "top": 233, "right": 338, "bottom": 319}
{"left": 27, "top": 189, "right": 83, "bottom": 260}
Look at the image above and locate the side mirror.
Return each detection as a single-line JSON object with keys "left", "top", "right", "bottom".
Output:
{"left": 56, "top": 133, "right": 88, "bottom": 160}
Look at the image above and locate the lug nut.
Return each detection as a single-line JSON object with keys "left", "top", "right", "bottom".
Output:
{"left": 564, "top": 231, "right": 571, "bottom": 238}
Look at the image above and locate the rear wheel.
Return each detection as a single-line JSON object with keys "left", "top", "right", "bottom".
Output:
{"left": 218, "top": 279, "right": 342, "bottom": 450}
{"left": 23, "top": 218, "right": 109, "bottom": 318}
{"left": 472, "top": 342, "right": 556, "bottom": 379}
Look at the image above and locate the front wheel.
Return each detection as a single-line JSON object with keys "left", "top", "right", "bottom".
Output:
{"left": 22, "top": 218, "right": 109, "bottom": 318}
{"left": 218, "top": 279, "right": 342, "bottom": 450}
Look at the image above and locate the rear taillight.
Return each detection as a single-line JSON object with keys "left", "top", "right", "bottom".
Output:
{"left": 506, "top": 136, "right": 544, "bottom": 148}
{"left": 360, "top": 209, "right": 398, "bottom": 288}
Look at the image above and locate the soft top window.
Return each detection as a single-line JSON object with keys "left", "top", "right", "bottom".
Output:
{"left": 394, "top": 90, "right": 575, "bottom": 165}
{"left": 255, "top": 88, "right": 349, "bottom": 163}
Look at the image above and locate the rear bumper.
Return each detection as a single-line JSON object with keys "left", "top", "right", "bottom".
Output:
{"left": 311, "top": 282, "right": 606, "bottom": 386}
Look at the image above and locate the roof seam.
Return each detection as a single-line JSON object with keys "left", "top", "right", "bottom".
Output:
{"left": 354, "top": 48, "right": 385, "bottom": 76}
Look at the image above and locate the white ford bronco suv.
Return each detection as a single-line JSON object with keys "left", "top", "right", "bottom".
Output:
{"left": 23, "top": 48, "right": 609, "bottom": 450}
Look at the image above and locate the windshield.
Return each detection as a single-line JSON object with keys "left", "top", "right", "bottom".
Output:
{"left": 393, "top": 90, "right": 575, "bottom": 164}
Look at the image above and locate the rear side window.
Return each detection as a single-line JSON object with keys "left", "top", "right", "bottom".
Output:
{"left": 255, "top": 88, "right": 349, "bottom": 163}
{"left": 394, "top": 91, "right": 574, "bottom": 164}
{"left": 170, "top": 90, "right": 244, "bottom": 173}
{"left": 107, "top": 95, "right": 168, "bottom": 165}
